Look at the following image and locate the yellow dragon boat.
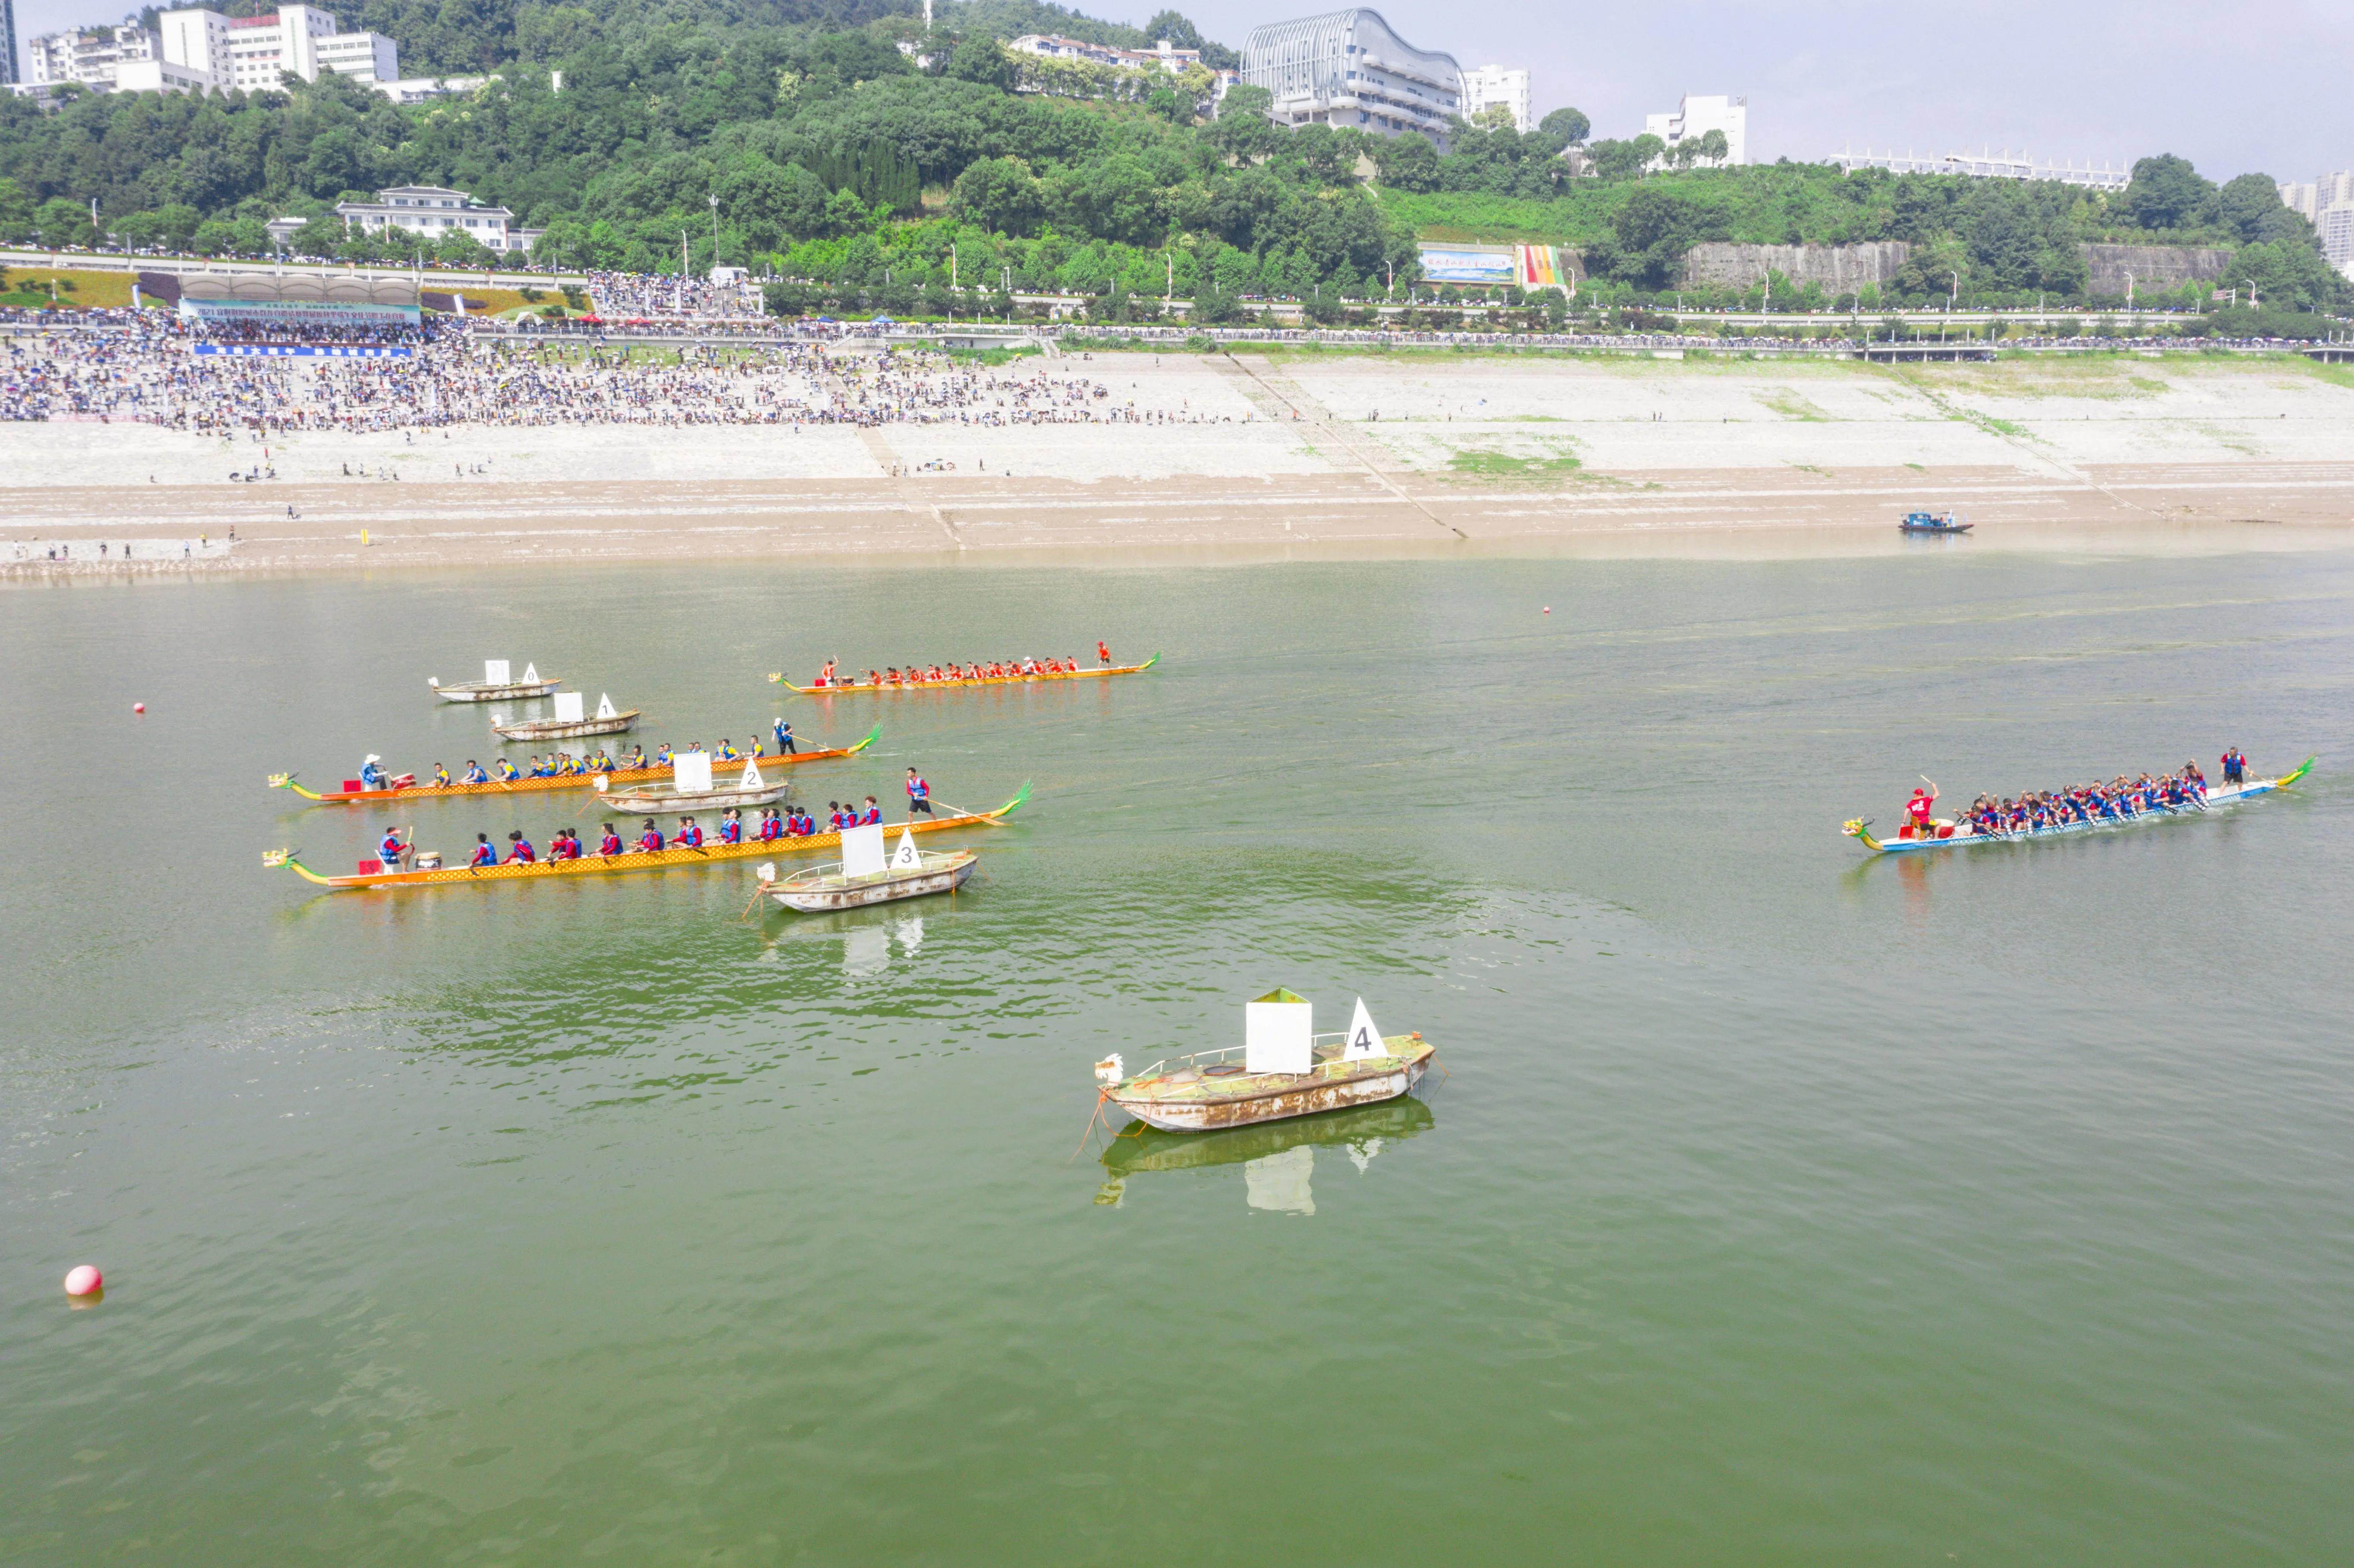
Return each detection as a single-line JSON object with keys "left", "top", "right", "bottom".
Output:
{"left": 769, "top": 654, "right": 1158, "bottom": 695}
{"left": 264, "top": 784, "right": 1028, "bottom": 892}
{"left": 268, "top": 726, "right": 878, "bottom": 806}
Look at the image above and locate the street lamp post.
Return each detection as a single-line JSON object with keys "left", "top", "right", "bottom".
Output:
{"left": 707, "top": 193, "right": 721, "bottom": 277}
{"left": 2244, "top": 279, "right": 2259, "bottom": 309}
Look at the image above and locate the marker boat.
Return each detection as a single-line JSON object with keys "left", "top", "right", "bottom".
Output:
{"left": 1095, "top": 989, "right": 1435, "bottom": 1134}
{"left": 430, "top": 660, "right": 561, "bottom": 703}
{"left": 493, "top": 691, "right": 638, "bottom": 741}
{"left": 771, "top": 654, "right": 1158, "bottom": 694}
{"left": 602, "top": 751, "right": 787, "bottom": 813}
{"left": 760, "top": 824, "right": 978, "bottom": 912}
{"left": 262, "top": 784, "right": 1029, "bottom": 892}
{"left": 268, "top": 725, "right": 878, "bottom": 806}
{"left": 1843, "top": 758, "right": 2313, "bottom": 855}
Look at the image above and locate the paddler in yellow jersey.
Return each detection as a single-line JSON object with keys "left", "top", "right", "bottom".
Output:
{"left": 432, "top": 763, "right": 451, "bottom": 789}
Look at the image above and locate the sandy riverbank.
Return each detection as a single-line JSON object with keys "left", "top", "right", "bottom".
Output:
{"left": 8, "top": 353, "right": 2354, "bottom": 573}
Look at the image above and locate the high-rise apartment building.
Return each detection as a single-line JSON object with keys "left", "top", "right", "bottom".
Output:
{"left": 1242, "top": 9, "right": 1461, "bottom": 149}
{"left": 1459, "top": 65, "right": 1529, "bottom": 134}
{"left": 1644, "top": 94, "right": 1747, "bottom": 166}
{"left": 0, "top": 0, "right": 19, "bottom": 86}
{"left": 2276, "top": 171, "right": 2354, "bottom": 279}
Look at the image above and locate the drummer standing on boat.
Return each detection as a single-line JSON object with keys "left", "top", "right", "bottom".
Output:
{"left": 1906, "top": 784, "right": 1938, "bottom": 839}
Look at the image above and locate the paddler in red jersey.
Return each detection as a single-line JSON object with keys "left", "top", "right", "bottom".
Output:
{"left": 378, "top": 826, "right": 407, "bottom": 869}
{"left": 598, "top": 823, "right": 624, "bottom": 857}
{"left": 1097, "top": 640, "right": 1111, "bottom": 667}
{"left": 1903, "top": 782, "right": 1939, "bottom": 840}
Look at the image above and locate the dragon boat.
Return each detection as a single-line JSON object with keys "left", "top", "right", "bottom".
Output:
{"left": 1094, "top": 990, "right": 1434, "bottom": 1134}
{"left": 770, "top": 654, "right": 1158, "bottom": 694}
{"left": 264, "top": 784, "right": 1028, "bottom": 892}
{"left": 269, "top": 725, "right": 878, "bottom": 806}
{"left": 1843, "top": 758, "right": 2313, "bottom": 855}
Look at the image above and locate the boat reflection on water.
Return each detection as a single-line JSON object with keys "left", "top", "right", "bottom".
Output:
{"left": 1094, "top": 1096, "right": 1436, "bottom": 1212}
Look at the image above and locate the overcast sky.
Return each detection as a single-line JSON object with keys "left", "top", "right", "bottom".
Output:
{"left": 11, "top": 0, "right": 2348, "bottom": 184}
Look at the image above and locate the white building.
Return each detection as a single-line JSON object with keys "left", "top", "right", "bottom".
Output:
{"left": 1644, "top": 93, "right": 1746, "bottom": 166}
{"left": 331, "top": 185, "right": 543, "bottom": 255}
{"left": 2279, "top": 172, "right": 2354, "bottom": 279}
{"left": 1833, "top": 147, "right": 2128, "bottom": 191}
{"left": 156, "top": 5, "right": 397, "bottom": 90}
{"left": 25, "top": 24, "right": 159, "bottom": 89}
{"left": 1459, "top": 64, "right": 1529, "bottom": 133}
{"left": 1007, "top": 34, "right": 1203, "bottom": 73}
{"left": 1242, "top": 8, "right": 1461, "bottom": 149}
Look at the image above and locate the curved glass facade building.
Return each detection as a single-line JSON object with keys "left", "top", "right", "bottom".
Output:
{"left": 1242, "top": 9, "right": 1462, "bottom": 151}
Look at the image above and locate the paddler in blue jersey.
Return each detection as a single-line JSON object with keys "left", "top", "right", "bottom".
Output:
{"left": 906, "top": 768, "right": 934, "bottom": 816}
{"left": 468, "top": 832, "right": 495, "bottom": 868}
{"left": 360, "top": 755, "right": 388, "bottom": 791}
{"left": 378, "top": 826, "right": 407, "bottom": 868}
{"left": 494, "top": 757, "right": 517, "bottom": 781}
{"left": 463, "top": 759, "right": 489, "bottom": 784}
{"left": 431, "top": 763, "right": 451, "bottom": 789}
{"left": 774, "top": 719, "right": 796, "bottom": 755}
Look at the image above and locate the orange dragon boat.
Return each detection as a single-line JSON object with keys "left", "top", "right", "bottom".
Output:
{"left": 769, "top": 655, "right": 1158, "bottom": 695}
{"left": 263, "top": 784, "right": 1029, "bottom": 892}
{"left": 268, "top": 725, "right": 879, "bottom": 806}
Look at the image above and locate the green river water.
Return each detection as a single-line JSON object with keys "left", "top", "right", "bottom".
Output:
{"left": 5, "top": 546, "right": 2352, "bottom": 1564}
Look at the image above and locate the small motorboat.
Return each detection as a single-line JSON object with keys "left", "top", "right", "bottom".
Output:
{"left": 760, "top": 822, "right": 977, "bottom": 911}
{"left": 1095, "top": 989, "right": 1435, "bottom": 1134}
{"left": 493, "top": 691, "right": 638, "bottom": 741}
{"left": 430, "top": 659, "right": 561, "bottom": 703}
{"left": 1899, "top": 510, "right": 1972, "bottom": 535}
{"left": 603, "top": 752, "right": 785, "bottom": 812}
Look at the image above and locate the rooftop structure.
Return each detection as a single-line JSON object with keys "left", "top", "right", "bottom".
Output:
{"left": 1831, "top": 146, "right": 2129, "bottom": 191}
{"left": 329, "top": 185, "right": 543, "bottom": 255}
{"left": 1459, "top": 64, "right": 1529, "bottom": 134}
{"left": 1242, "top": 9, "right": 1461, "bottom": 149}
{"left": 1007, "top": 34, "right": 1203, "bottom": 74}
{"left": 1646, "top": 94, "right": 1746, "bottom": 166}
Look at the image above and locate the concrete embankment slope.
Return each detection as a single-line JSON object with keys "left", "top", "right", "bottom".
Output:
{"left": 6, "top": 354, "right": 2354, "bottom": 571}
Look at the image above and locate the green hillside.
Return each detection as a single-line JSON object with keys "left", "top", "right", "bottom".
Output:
{"left": 0, "top": 0, "right": 2338, "bottom": 315}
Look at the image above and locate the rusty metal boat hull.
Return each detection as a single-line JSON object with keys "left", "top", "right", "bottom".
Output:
{"left": 492, "top": 710, "right": 641, "bottom": 741}
{"left": 603, "top": 780, "right": 790, "bottom": 813}
{"left": 769, "top": 850, "right": 977, "bottom": 912}
{"left": 433, "top": 678, "right": 562, "bottom": 703}
{"left": 1108, "top": 1039, "right": 1435, "bottom": 1133}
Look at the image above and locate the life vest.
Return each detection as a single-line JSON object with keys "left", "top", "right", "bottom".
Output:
{"left": 721, "top": 820, "right": 742, "bottom": 843}
{"left": 507, "top": 840, "right": 535, "bottom": 863}
{"left": 641, "top": 829, "right": 664, "bottom": 851}
{"left": 380, "top": 834, "right": 402, "bottom": 860}
{"left": 470, "top": 843, "right": 495, "bottom": 866}
{"left": 908, "top": 775, "right": 928, "bottom": 800}
{"left": 600, "top": 833, "right": 623, "bottom": 856}
{"left": 679, "top": 824, "right": 703, "bottom": 847}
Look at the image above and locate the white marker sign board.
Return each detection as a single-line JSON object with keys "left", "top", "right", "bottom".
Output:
{"left": 553, "top": 691, "right": 584, "bottom": 723}
{"left": 595, "top": 693, "right": 617, "bottom": 719}
{"left": 739, "top": 757, "right": 763, "bottom": 790}
{"left": 522, "top": 663, "right": 540, "bottom": 682}
{"left": 1245, "top": 992, "right": 1313, "bottom": 1076}
{"left": 484, "top": 659, "right": 511, "bottom": 685}
{"left": 891, "top": 827, "right": 922, "bottom": 869}
{"left": 841, "top": 821, "right": 887, "bottom": 878}
{"left": 673, "top": 751, "right": 713, "bottom": 792}
{"left": 1342, "top": 997, "right": 1387, "bottom": 1061}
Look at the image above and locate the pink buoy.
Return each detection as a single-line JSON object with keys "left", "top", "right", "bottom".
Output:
{"left": 1542, "top": 607, "right": 1551, "bottom": 615}
{"left": 134, "top": 703, "right": 146, "bottom": 714}
{"left": 65, "top": 1265, "right": 103, "bottom": 1297}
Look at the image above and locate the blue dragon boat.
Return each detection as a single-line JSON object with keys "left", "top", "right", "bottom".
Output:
{"left": 1844, "top": 759, "right": 2313, "bottom": 855}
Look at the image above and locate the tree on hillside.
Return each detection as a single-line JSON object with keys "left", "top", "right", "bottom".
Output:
{"left": 2226, "top": 237, "right": 2345, "bottom": 313}
{"left": 1537, "top": 106, "right": 1588, "bottom": 146}
{"left": 1368, "top": 131, "right": 1440, "bottom": 191}
{"left": 1140, "top": 10, "right": 1237, "bottom": 69}
{"left": 947, "top": 34, "right": 1015, "bottom": 91}
{"left": 2122, "top": 153, "right": 2217, "bottom": 231}
{"left": 2216, "top": 172, "right": 2312, "bottom": 246}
